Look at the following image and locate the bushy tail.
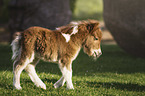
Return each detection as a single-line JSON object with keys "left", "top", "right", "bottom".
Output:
{"left": 11, "top": 32, "right": 21, "bottom": 60}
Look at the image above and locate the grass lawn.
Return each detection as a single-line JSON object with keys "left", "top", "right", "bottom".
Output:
{"left": 0, "top": 43, "right": 145, "bottom": 95}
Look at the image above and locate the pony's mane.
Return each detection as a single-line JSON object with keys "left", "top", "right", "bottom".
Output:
{"left": 56, "top": 19, "right": 99, "bottom": 34}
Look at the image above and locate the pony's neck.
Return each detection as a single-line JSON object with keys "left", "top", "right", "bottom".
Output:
{"left": 70, "top": 25, "right": 89, "bottom": 47}
{"left": 56, "top": 24, "right": 89, "bottom": 48}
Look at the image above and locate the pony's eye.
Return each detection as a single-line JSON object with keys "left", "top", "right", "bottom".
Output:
{"left": 94, "top": 37, "right": 98, "bottom": 40}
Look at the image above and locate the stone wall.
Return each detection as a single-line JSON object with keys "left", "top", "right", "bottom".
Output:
{"left": 103, "top": 0, "right": 145, "bottom": 57}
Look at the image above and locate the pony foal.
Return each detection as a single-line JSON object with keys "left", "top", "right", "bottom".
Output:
{"left": 11, "top": 20, "right": 102, "bottom": 90}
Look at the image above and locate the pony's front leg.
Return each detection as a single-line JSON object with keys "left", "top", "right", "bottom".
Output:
{"left": 59, "top": 60, "right": 74, "bottom": 89}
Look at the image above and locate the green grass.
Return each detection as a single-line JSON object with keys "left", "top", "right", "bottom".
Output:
{"left": 0, "top": 43, "right": 145, "bottom": 95}
{"left": 72, "top": 0, "right": 103, "bottom": 20}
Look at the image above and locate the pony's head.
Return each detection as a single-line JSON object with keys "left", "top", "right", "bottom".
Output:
{"left": 81, "top": 20, "right": 102, "bottom": 59}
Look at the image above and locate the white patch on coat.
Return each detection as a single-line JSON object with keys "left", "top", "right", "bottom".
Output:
{"left": 25, "top": 52, "right": 35, "bottom": 64}
{"left": 61, "top": 26, "right": 78, "bottom": 43}
{"left": 61, "top": 33, "right": 71, "bottom": 42}
{"left": 71, "top": 25, "right": 78, "bottom": 34}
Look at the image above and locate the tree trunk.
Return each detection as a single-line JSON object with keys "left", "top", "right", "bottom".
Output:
{"left": 9, "top": 0, "right": 72, "bottom": 41}
{"left": 0, "top": 0, "right": 3, "bottom": 13}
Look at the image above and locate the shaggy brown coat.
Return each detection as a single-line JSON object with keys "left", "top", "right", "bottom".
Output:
{"left": 16, "top": 20, "right": 102, "bottom": 69}
{"left": 12, "top": 20, "right": 102, "bottom": 90}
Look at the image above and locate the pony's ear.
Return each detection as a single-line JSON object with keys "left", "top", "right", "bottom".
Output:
{"left": 87, "top": 20, "right": 99, "bottom": 33}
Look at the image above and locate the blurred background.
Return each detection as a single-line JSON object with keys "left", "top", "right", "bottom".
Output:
{"left": 0, "top": 0, "right": 145, "bottom": 57}
{"left": 0, "top": 0, "right": 108, "bottom": 42}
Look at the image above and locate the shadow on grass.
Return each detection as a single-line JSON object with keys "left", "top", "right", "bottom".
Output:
{"left": 1, "top": 44, "right": 145, "bottom": 93}
{"left": 1, "top": 44, "right": 145, "bottom": 75}
{"left": 0, "top": 83, "right": 13, "bottom": 90}
{"left": 87, "top": 81, "right": 145, "bottom": 92}
{"left": 43, "top": 78, "right": 58, "bottom": 84}
{"left": 24, "top": 78, "right": 58, "bottom": 85}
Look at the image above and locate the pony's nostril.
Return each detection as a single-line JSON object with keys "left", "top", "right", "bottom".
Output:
{"left": 93, "top": 49, "right": 102, "bottom": 58}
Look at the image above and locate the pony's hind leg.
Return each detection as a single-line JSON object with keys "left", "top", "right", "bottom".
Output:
{"left": 25, "top": 58, "right": 46, "bottom": 90}
{"left": 13, "top": 59, "right": 31, "bottom": 90}
{"left": 54, "top": 76, "right": 66, "bottom": 88}
{"left": 13, "top": 53, "right": 35, "bottom": 90}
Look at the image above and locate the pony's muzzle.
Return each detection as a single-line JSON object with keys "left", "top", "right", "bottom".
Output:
{"left": 93, "top": 48, "right": 102, "bottom": 58}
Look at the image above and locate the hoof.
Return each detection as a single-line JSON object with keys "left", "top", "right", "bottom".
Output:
{"left": 54, "top": 83, "right": 61, "bottom": 88}
{"left": 36, "top": 83, "right": 46, "bottom": 90}
{"left": 13, "top": 85, "right": 22, "bottom": 90}
{"left": 66, "top": 86, "right": 74, "bottom": 90}
{"left": 41, "top": 84, "right": 46, "bottom": 90}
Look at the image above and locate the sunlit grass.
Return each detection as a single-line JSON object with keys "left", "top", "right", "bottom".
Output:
{"left": 73, "top": 0, "right": 103, "bottom": 20}
{"left": 0, "top": 44, "right": 145, "bottom": 95}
